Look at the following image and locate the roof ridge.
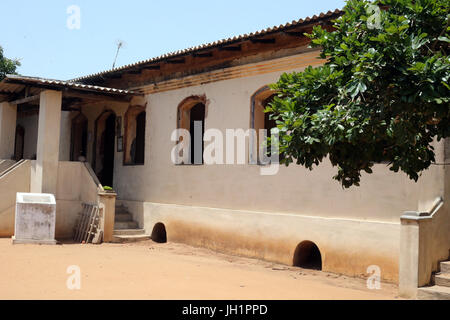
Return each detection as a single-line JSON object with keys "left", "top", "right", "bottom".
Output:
{"left": 71, "top": 9, "right": 342, "bottom": 82}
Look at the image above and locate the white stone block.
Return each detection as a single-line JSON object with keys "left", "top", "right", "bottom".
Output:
{"left": 12, "top": 193, "right": 57, "bottom": 245}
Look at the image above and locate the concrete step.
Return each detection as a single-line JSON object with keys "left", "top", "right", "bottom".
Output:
{"left": 441, "top": 261, "right": 450, "bottom": 274}
{"left": 112, "top": 234, "right": 151, "bottom": 244}
{"left": 114, "top": 221, "right": 138, "bottom": 230}
{"left": 115, "top": 213, "right": 133, "bottom": 222}
{"left": 417, "top": 285, "right": 450, "bottom": 300}
{"left": 113, "top": 229, "right": 146, "bottom": 236}
{"left": 435, "top": 273, "right": 450, "bottom": 287}
{"left": 115, "top": 207, "right": 130, "bottom": 215}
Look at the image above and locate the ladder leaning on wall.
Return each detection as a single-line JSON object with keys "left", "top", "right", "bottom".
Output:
{"left": 73, "top": 203, "right": 103, "bottom": 244}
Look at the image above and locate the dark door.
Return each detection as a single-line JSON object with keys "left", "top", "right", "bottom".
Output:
{"left": 100, "top": 113, "right": 116, "bottom": 187}
{"left": 14, "top": 125, "right": 25, "bottom": 160}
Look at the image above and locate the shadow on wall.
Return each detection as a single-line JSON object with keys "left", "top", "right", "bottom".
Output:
{"left": 151, "top": 223, "right": 167, "bottom": 243}
{"left": 293, "top": 240, "right": 322, "bottom": 270}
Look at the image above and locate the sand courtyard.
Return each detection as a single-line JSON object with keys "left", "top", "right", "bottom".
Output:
{"left": 0, "top": 239, "right": 400, "bottom": 300}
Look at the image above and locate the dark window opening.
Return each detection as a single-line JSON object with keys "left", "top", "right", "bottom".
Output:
{"left": 130, "top": 111, "right": 146, "bottom": 165}
{"left": 263, "top": 94, "right": 277, "bottom": 139}
{"left": 189, "top": 103, "right": 205, "bottom": 165}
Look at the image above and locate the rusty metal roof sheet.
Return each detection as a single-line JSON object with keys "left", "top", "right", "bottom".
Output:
{"left": 72, "top": 9, "right": 342, "bottom": 82}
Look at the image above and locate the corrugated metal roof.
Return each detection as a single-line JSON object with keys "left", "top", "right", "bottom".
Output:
{"left": 72, "top": 9, "right": 342, "bottom": 82}
{"left": 0, "top": 75, "right": 140, "bottom": 96}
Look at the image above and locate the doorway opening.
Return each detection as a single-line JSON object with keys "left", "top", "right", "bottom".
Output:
{"left": 94, "top": 111, "right": 116, "bottom": 187}
{"left": 14, "top": 125, "right": 25, "bottom": 161}
{"left": 70, "top": 113, "right": 88, "bottom": 162}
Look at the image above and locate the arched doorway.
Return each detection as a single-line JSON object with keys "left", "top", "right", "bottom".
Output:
{"left": 14, "top": 125, "right": 25, "bottom": 161}
{"left": 70, "top": 113, "right": 88, "bottom": 162}
{"left": 94, "top": 110, "right": 116, "bottom": 187}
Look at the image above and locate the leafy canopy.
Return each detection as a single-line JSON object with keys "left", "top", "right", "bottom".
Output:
{"left": 268, "top": 0, "right": 450, "bottom": 188}
{"left": 0, "top": 46, "right": 20, "bottom": 80}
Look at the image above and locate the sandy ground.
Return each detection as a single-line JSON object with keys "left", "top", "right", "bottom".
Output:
{"left": 0, "top": 238, "right": 401, "bottom": 300}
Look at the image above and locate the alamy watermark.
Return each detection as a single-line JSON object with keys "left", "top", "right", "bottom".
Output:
{"left": 367, "top": 4, "right": 382, "bottom": 30}
{"left": 66, "top": 265, "right": 81, "bottom": 290}
{"left": 366, "top": 265, "right": 381, "bottom": 290}
{"left": 67, "top": 5, "right": 81, "bottom": 30}
{"left": 171, "top": 126, "right": 281, "bottom": 176}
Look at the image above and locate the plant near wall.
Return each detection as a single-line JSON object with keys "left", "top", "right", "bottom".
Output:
{"left": 0, "top": 46, "right": 20, "bottom": 80}
{"left": 268, "top": 0, "right": 449, "bottom": 188}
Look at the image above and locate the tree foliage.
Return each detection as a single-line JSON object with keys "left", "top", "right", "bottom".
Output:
{"left": 0, "top": 46, "right": 20, "bottom": 81}
{"left": 268, "top": 0, "right": 450, "bottom": 188}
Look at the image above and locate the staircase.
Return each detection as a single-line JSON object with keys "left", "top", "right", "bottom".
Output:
{"left": 112, "top": 204, "right": 150, "bottom": 243}
{"left": 417, "top": 260, "right": 450, "bottom": 300}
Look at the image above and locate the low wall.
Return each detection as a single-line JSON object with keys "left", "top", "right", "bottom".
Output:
{"left": 0, "top": 161, "right": 107, "bottom": 240}
{"left": 0, "top": 161, "right": 31, "bottom": 237}
{"left": 118, "top": 200, "right": 401, "bottom": 283}
{"left": 0, "top": 160, "right": 16, "bottom": 174}
{"left": 400, "top": 199, "right": 450, "bottom": 298}
{"left": 55, "top": 161, "right": 101, "bottom": 238}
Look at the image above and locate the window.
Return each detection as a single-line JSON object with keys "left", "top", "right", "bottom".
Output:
{"left": 250, "top": 86, "right": 276, "bottom": 164}
{"left": 124, "top": 105, "right": 146, "bottom": 165}
{"left": 177, "top": 96, "right": 206, "bottom": 165}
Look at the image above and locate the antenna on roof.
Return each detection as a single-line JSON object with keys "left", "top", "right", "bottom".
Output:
{"left": 112, "top": 40, "right": 125, "bottom": 69}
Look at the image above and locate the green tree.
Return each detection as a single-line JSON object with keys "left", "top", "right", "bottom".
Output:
{"left": 0, "top": 46, "right": 20, "bottom": 80}
{"left": 268, "top": 0, "right": 450, "bottom": 188}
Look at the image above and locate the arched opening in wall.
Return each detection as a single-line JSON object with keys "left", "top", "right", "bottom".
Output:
{"left": 250, "top": 86, "right": 277, "bottom": 164}
{"left": 177, "top": 96, "right": 206, "bottom": 165}
{"left": 94, "top": 110, "right": 116, "bottom": 187}
{"left": 16, "top": 108, "right": 39, "bottom": 160}
{"left": 124, "top": 105, "right": 146, "bottom": 165}
{"left": 14, "top": 125, "right": 25, "bottom": 161}
{"left": 70, "top": 112, "right": 88, "bottom": 162}
{"left": 293, "top": 241, "right": 322, "bottom": 270}
{"left": 151, "top": 223, "right": 167, "bottom": 243}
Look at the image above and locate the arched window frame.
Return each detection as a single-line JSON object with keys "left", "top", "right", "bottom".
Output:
{"left": 249, "top": 86, "right": 276, "bottom": 165}
{"left": 123, "top": 104, "right": 147, "bottom": 166}
{"left": 176, "top": 95, "right": 207, "bottom": 165}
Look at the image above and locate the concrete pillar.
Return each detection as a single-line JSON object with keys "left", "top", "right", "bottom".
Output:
{"left": 0, "top": 102, "right": 17, "bottom": 160}
{"left": 399, "top": 213, "right": 432, "bottom": 299}
{"left": 97, "top": 191, "right": 116, "bottom": 242}
{"left": 35, "top": 90, "right": 62, "bottom": 194}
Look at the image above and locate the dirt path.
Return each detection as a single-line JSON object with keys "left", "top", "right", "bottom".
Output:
{"left": 0, "top": 239, "right": 400, "bottom": 300}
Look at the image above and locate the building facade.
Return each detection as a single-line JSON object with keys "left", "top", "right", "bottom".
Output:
{"left": 0, "top": 10, "right": 449, "bottom": 298}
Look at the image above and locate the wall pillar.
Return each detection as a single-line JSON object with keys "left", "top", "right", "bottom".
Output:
{"left": 399, "top": 213, "right": 433, "bottom": 299}
{"left": 97, "top": 191, "right": 116, "bottom": 242}
{"left": 35, "top": 90, "right": 62, "bottom": 194}
{"left": 0, "top": 102, "right": 17, "bottom": 160}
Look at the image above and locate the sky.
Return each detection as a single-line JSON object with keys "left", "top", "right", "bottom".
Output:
{"left": 0, "top": 0, "right": 346, "bottom": 80}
